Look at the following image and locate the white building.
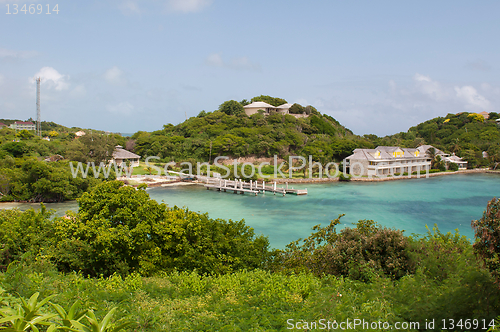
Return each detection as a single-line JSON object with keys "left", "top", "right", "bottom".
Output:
{"left": 10, "top": 121, "right": 36, "bottom": 131}
{"left": 242, "top": 101, "right": 311, "bottom": 118}
{"left": 243, "top": 101, "right": 280, "bottom": 116}
{"left": 346, "top": 146, "right": 431, "bottom": 177}
{"left": 417, "top": 145, "right": 467, "bottom": 169}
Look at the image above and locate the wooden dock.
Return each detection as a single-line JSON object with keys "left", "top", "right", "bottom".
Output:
{"left": 204, "top": 178, "right": 307, "bottom": 196}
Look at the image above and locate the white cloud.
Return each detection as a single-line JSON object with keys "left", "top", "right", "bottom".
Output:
{"left": 0, "top": 48, "right": 38, "bottom": 60}
{"left": 107, "top": 101, "right": 134, "bottom": 116}
{"left": 33, "top": 67, "right": 69, "bottom": 91}
{"left": 167, "top": 0, "right": 212, "bottom": 13}
{"left": 229, "top": 56, "right": 261, "bottom": 71}
{"left": 118, "top": 0, "right": 141, "bottom": 15}
{"left": 454, "top": 85, "right": 491, "bottom": 111}
{"left": 413, "top": 73, "right": 447, "bottom": 101}
{"left": 103, "top": 66, "right": 127, "bottom": 85}
{"left": 205, "top": 53, "right": 261, "bottom": 71}
{"left": 205, "top": 53, "right": 223, "bottom": 67}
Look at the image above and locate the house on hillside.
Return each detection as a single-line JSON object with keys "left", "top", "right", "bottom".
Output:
{"left": 479, "top": 111, "right": 489, "bottom": 119}
{"left": 0, "top": 123, "right": 6, "bottom": 129}
{"left": 111, "top": 145, "right": 140, "bottom": 167}
{"left": 345, "top": 146, "right": 431, "bottom": 177}
{"left": 242, "top": 101, "right": 308, "bottom": 118}
{"left": 10, "top": 121, "right": 35, "bottom": 131}
{"left": 417, "top": 145, "right": 467, "bottom": 170}
{"left": 276, "top": 103, "right": 293, "bottom": 114}
{"left": 75, "top": 130, "right": 86, "bottom": 137}
{"left": 243, "top": 101, "right": 277, "bottom": 116}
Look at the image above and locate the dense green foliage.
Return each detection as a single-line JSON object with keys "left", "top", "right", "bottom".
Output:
{"left": 218, "top": 100, "right": 245, "bottom": 116}
{"left": 271, "top": 217, "right": 411, "bottom": 281}
{"left": 0, "top": 123, "right": 124, "bottom": 202}
{"left": 250, "top": 95, "right": 288, "bottom": 107}
{"left": 472, "top": 197, "right": 500, "bottom": 282}
{"left": 0, "top": 157, "right": 106, "bottom": 202}
{"left": 133, "top": 103, "right": 368, "bottom": 163}
{"left": 0, "top": 226, "right": 498, "bottom": 331}
{"left": 0, "top": 181, "right": 269, "bottom": 277}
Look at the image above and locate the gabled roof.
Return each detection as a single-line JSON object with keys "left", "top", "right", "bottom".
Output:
{"left": 112, "top": 146, "right": 140, "bottom": 159}
{"left": 0, "top": 123, "right": 6, "bottom": 126}
{"left": 376, "top": 146, "right": 401, "bottom": 153}
{"left": 346, "top": 146, "right": 429, "bottom": 161}
{"left": 276, "top": 103, "right": 293, "bottom": 109}
{"left": 345, "top": 148, "right": 377, "bottom": 160}
{"left": 243, "top": 101, "right": 275, "bottom": 109}
{"left": 417, "top": 145, "right": 446, "bottom": 156}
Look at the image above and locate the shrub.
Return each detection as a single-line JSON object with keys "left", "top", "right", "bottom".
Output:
{"left": 271, "top": 216, "right": 412, "bottom": 281}
{"left": 338, "top": 173, "right": 351, "bottom": 181}
{"left": 48, "top": 181, "right": 270, "bottom": 276}
{"left": 472, "top": 197, "right": 500, "bottom": 282}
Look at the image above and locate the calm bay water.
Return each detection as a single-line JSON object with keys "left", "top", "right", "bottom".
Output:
{"left": 2, "top": 174, "right": 499, "bottom": 249}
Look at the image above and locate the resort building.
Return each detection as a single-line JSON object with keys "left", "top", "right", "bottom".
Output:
{"left": 346, "top": 146, "right": 431, "bottom": 177}
{"left": 417, "top": 145, "right": 467, "bottom": 169}
{"left": 111, "top": 145, "right": 141, "bottom": 167}
{"left": 243, "top": 102, "right": 307, "bottom": 118}
{"left": 443, "top": 154, "right": 468, "bottom": 169}
{"left": 9, "top": 121, "right": 36, "bottom": 131}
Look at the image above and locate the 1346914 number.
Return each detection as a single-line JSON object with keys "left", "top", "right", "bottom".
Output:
{"left": 441, "top": 319, "right": 495, "bottom": 330}
{"left": 6, "top": 4, "right": 59, "bottom": 14}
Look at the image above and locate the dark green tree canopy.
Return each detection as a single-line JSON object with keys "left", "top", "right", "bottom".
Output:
{"left": 251, "top": 95, "right": 287, "bottom": 107}
{"left": 289, "top": 103, "right": 305, "bottom": 114}
{"left": 218, "top": 100, "right": 245, "bottom": 116}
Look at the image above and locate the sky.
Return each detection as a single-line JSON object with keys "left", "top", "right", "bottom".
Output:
{"left": 1, "top": 0, "right": 499, "bottom": 136}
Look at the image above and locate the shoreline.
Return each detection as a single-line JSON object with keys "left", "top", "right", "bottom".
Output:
{"left": 256, "top": 168, "right": 499, "bottom": 184}
{"left": 124, "top": 168, "right": 500, "bottom": 187}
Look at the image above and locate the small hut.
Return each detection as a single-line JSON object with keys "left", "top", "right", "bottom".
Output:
{"left": 111, "top": 145, "right": 140, "bottom": 167}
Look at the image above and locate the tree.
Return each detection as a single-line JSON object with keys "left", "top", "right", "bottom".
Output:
{"left": 332, "top": 139, "right": 357, "bottom": 160}
{"left": 2, "top": 141, "right": 29, "bottom": 158}
{"left": 48, "top": 130, "right": 59, "bottom": 138}
{"left": 251, "top": 95, "right": 287, "bottom": 107}
{"left": 468, "top": 113, "right": 485, "bottom": 122}
{"left": 218, "top": 100, "right": 245, "bottom": 116}
{"left": 65, "top": 133, "right": 116, "bottom": 164}
{"left": 16, "top": 130, "right": 34, "bottom": 140}
{"left": 488, "top": 112, "right": 499, "bottom": 121}
{"left": 50, "top": 181, "right": 270, "bottom": 276}
{"left": 448, "top": 162, "right": 459, "bottom": 171}
{"left": 288, "top": 103, "right": 305, "bottom": 114}
{"left": 471, "top": 197, "right": 500, "bottom": 282}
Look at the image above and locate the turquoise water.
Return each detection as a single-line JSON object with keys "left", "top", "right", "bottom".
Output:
{"left": 2, "top": 174, "right": 498, "bottom": 249}
{"left": 147, "top": 174, "right": 499, "bottom": 248}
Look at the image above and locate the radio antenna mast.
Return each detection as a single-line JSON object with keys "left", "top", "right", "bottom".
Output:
{"left": 36, "top": 77, "right": 41, "bottom": 137}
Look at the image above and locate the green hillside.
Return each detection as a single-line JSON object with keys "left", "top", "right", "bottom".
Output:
{"left": 370, "top": 112, "right": 500, "bottom": 168}
{"left": 132, "top": 96, "right": 373, "bottom": 163}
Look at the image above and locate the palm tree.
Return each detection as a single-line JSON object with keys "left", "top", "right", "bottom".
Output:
{"left": 426, "top": 147, "right": 438, "bottom": 169}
